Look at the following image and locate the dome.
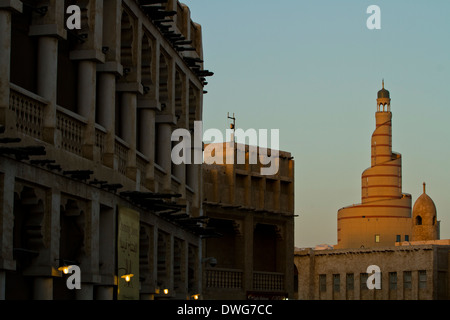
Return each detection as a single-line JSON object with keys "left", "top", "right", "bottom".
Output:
{"left": 377, "top": 80, "right": 390, "bottom": 99}
{"left": 377, "top": 88, "right": 390, "bottom": 99}
{"left": 413, "top": 183, "right": 437, "bottom": 218}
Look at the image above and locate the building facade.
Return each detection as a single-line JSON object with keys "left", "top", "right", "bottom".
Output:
{"left": 0, "top": 0, "right": 211, "bottom": 300}
{"left": 294, "top": 244, "right": 450, "bottom": 300}
{"left": 335, "top": 83, "right": 439, "bottom": 249}
{"left": 293, "top": 83, "right": 448, "bottom": 301}
{"left": 202, "top": 143, "right": 295, "bottom": 300}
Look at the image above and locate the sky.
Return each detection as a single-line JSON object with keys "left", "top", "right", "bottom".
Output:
{"left": 182, "top": 0, "right": 450, "bottom": 248}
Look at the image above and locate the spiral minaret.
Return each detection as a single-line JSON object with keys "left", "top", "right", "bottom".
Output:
{"left": 335, "top": 82, "right": 413, "bottom": 249}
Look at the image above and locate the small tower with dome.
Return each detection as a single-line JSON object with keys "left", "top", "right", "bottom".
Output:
{"left": 412, "top": 183, "right": 440, "bottom": 241}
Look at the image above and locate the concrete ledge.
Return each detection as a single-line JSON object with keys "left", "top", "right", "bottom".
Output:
{"left": 0, "top": 0, "right": 22, "bottom": 13}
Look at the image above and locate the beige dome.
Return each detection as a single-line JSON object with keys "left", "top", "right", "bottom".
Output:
{"left": 413, "top": 183, "right": 436, "bottom": 222}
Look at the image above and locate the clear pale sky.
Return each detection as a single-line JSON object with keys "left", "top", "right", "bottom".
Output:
{"left": 183, "top": 0, "right": 450, "bottom": 248}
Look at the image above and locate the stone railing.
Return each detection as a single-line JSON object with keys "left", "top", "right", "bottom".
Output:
{"left": 205, "top": 268, "right": 243, "bottom": 289}
{"left": 95, "top": 124, "right": 107, "bottom": 162}
{"left": 136, "top": 151, "right": 149, "bottom": 187}
{"left": 115, "top": 137, "right": 129, "bottom": 176}
{"left": 253, "top": 271, "right": 284, "bottom": 292}
{"left": 56, "top": 106, "right": 87, "bottom": 156}
{"left": 9, "top": 84, "right": 46, "bottom": 140}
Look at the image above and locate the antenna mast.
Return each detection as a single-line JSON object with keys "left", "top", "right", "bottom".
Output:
{"left": 227, "top": 112, "right": 236, "bottom": 142}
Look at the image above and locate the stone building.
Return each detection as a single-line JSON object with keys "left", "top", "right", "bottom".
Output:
{"left": 293, "top": 83, "right": 448, "bottom": 300}
{"left": 294, "top": 244, "right": 450, "bottom": 300}
{"left": 0, "top": 0, "right": 212, "bottom": 300}
{"left": 335, "top": 82, "right": 440, "bottom": 249}
{"left": 202, "top": 142, "right": 295, "bottom": 300}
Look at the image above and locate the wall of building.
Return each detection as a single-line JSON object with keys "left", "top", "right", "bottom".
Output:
{"left": 202, "top": 144, "right": 295, "bottom": 300}
{"left": 0, "top": 0, "right": 209, "bottom": 300}
{"left": 294, "top": 245, "right": 450, "bottom": 300}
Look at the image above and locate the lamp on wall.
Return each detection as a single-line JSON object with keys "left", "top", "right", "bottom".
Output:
{"left": 56, "top": 259, "right": 78, "bottom": 274}
{"left": 118, "top": 268, "right": 134, "bottom": 283}
{"left": 121, "top": 273, "right": 134, "bottom": 283}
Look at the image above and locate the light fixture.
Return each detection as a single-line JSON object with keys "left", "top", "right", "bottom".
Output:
{"left": 191, "top": 294, "right": 200, "bottom": 300}
{"left": 56, "top": 259, "right": 77, "bottom": 275}
{"left": 163, "top": 288, "right": 169, "bottom": 295}
{"left": 118, "top": 267, "right": 134, "bottom": 283}
{"left": 58, "top": 265, "right": 71, "bottom": 275}
{"left": 121, "top": 273, "right": 134, "bottom": 283}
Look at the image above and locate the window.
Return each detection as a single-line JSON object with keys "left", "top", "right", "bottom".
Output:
{"left": 360, "top": 273, "right": 368, "bottom": 290}
{"left": 405, "top": 235, "right": 409, "bottom": 242}
{"left": 416, "top": 215, "right": 422, "bottom": 225}
{"left": 389, "top": 272, "right": 397, "bottom": 290}
{"left": 375, "top": 234, "right": 380, "bottom": 243}
{"left": 404, "top": 271, "right": 412, "bottom": 289}
{"left": 419, "top": 270, "right": 427, "bottom": 289}
{"left": 333, "top": 274, "right": 340, "bottom": 293}
{"left": 396, "top": 235, "right": 401, "bottom": 242}
{"left": 319, "top": 274, "right": 327, "bottom": 292}
{"left": 346, "top": 273, "right": 354, "bottom": 291}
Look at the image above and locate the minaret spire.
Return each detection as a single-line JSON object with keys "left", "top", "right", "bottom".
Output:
{"left": 423, "top": 182, "right": 426, "bottom": 194}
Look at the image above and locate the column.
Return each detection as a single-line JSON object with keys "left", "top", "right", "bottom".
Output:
{"left": 98, "top": 206, "right": 115, "bottom": 300}
{"left": 97, "top": 0, "right": 122, "bottom": 169}
{"left": 70, "top": 0, "right": 105, "bottom": 160}
{"left": 0, "top": 271, "right": 5, "bottom": 300}
{"left": 121, "top": 91, "right": 138, "bottom": 180}
{"left": 76, "top": 196, "right": 101, "bottom": 300}
{"left": 167, "top": 234, "right": 174, "bottom": 297}
{"left": 36, "top": 36, "right": 59, "bottom": 144}
{"left": 97, "top": 72, "right": 118, "bottom": 168}
{"left": 77, "top": 60, "right": 97, "bottom": 160}
{"left": 0, "top": 161, "right": 17, "bottom": 300}
{"left": 33, "top": 278, "right": 53, "bottom": 300}
{"left": 0, "top": 1, "right": 22, "bottom": 125}
{"left": 188, "top": 128, "right": 202, "bottom": 216}
{"left": 139, "top": 107, "right": 156, "bottom": 189}
{"left": 96, "top": 286, "right": 114, "bottom": 300}
{"left": 243, "top": 215, "right": 254, "bottom": 296}
{"left": 156, "top": 121, "right": 173, "bottom": 192}
{"left": 28, "top": 0, "right": 66, "bottom": 144}
{"left": 284, "top": 220, "right": 294, "bottom": 299}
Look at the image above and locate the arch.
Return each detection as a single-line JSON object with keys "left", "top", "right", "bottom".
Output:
{"left": 120, "top": 10, "right": 134, "bottom": 75}
{"left": 141, "top": 32, "right": 153, "bottom": 90}
{"left": 159, "top": 53, "right": 169, "bottom": 105}
{"left": 416, "top": 215, "right": 422, "bottom": 226}
{"left": 188, "top": 83, "right": 199, "bottom": 131}
{"left": 175, "top": 69, "right": 184, "bottom": 125}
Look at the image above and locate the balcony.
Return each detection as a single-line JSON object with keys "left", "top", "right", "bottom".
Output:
{"left": 9, "top": 83, "right": 45, "bottom": 140}
{"left": 205, "top": 268, "right": 285, "bottom": 292}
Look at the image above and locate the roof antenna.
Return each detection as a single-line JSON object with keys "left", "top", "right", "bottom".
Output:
{"left": 227, "top": 112, "right": 236, "bottom": 142}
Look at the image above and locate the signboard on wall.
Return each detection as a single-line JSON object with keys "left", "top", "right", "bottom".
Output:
{"left": 117, "top": 206, "right": 140, "bottom": 300}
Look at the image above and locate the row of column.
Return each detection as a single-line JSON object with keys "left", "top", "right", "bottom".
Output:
{"left": 0, "top": 155, "right": 203, "bottom": 300}
{"left": 1, "top": 0, "right": 201, "bottom": 210}
{"left": 0, "top": 159, "right": 114, "bottom": 300}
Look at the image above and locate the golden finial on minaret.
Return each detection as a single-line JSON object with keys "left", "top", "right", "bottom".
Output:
{"left": 382, "top": 79, "right": 384, "bottom": 89}
{"left": 423, "top": 182, "right": 426, "bottom": 194}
